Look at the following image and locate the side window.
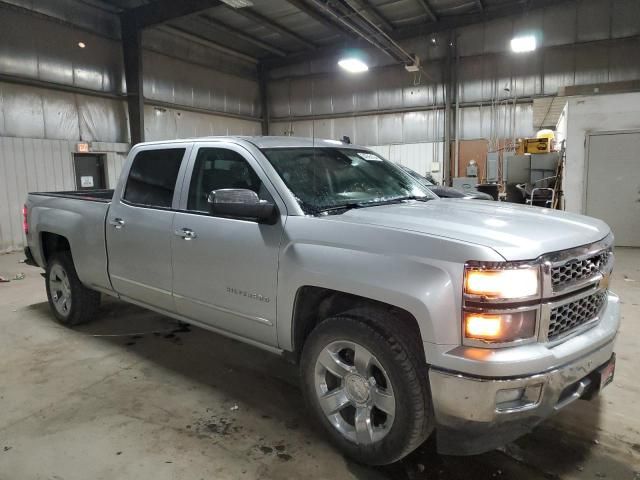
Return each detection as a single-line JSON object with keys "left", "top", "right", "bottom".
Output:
{"left": 123, "top": 148, "right": 186, "bottom": 208}
{"left": 187, "top": 148, "right": 269, "bottom": 212}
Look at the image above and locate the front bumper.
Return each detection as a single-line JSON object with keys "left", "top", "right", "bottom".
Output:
{"left": 429, "top": 296, "right": 619, "bottom": 455}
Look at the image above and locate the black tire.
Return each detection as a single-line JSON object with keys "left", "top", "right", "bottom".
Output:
{"left": 300, "top": 308, "right": 433, "bottom": 465}
{"left": 45, "top": 252, "right": 100, "bottom": 326}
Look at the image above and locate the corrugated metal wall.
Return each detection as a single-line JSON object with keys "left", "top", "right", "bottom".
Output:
{"left": 0, "top": 81, "right": 261, "bottom": 252}
{"left": 0, "top": 137, "right": 129, "bottom": 252}
{"left": 0, "top": 4, "right": 263, "bottom": 251}
{"left": 368, "top": 142, "right": 445, "bottom": 182}
{"left": 267, "top": 0, "right": 640, "bottom": 144}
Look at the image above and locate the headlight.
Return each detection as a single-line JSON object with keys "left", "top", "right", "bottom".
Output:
{"left": 464, "top": 310, "right": 537, "bottom": 343}
{"left": 464, "top": 265, "right": 539, "bottom": 299}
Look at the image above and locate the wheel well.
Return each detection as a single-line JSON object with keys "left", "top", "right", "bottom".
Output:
{"left": 41, "top": 232, "right": 71, "bottom": 265}
{"left": 292, "top": 286, "right": 424, "bottom": 362}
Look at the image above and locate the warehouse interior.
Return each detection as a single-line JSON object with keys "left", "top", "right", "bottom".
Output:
{"left": 1, "top": 0, "right": 640, "bottom": 478}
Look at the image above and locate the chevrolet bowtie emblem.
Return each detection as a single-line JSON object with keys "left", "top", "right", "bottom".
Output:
{"left": 599, "top": 272, "right": 611, "bottom": 290}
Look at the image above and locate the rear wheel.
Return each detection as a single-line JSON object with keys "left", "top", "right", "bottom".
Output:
{"left": 45, "top": 252, "right": 100, "bottom": 326}
{"left": 301, "top": 311, "right": 433, "bottom": 465}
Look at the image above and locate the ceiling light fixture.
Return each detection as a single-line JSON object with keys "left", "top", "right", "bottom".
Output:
{"left": 338, "top": 57, "right": 369, "bottom": 73}
{"left": 78, "top": 41, "right": 86, "bottom": 48}
{"left": 510, "top": 35, "right": 536, "bottom": 53}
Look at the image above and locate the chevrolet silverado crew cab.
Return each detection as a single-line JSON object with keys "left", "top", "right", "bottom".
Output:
{"left": 24, "top": 137, "right": 619, "bottom": 465}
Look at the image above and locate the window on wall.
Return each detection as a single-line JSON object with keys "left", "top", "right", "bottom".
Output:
{"left": 123, "top": 148, "right": 186, "bottom": 208}
{"left": 187, "top": 148, "right": 271, "bottom": 213}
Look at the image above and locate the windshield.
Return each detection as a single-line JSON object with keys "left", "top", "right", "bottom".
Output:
{"left": 261, "top": 147, "right": 435, "bottom": 214}
{"left": 400, "top": 166, "right": 434, "bottom": 186}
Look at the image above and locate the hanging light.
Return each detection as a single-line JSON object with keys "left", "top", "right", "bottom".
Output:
{"left": 510, "top": 35, "right": 536, "bottom": 53}
{"left": 338, "top": 57, "right": 369, "bottom": 73}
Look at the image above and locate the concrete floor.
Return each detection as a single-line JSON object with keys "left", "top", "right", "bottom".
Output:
{"left": 0, "top": 250, "right": 639, "bottom": 480}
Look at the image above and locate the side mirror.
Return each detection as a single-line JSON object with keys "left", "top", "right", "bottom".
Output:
{"left": 207, "top": 189, "right": 276, "bottom": 223}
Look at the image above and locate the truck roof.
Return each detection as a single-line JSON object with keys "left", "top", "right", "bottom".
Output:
{"left": 134, "top": 136, "right": 365, "bottom": 150}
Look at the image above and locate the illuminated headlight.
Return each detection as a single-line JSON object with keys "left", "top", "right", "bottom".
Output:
{"left": 464, "top": 311, "right": 537, "bottom": 343}
{"left": 464, "top": 265, "right": 540, "bottom": 299}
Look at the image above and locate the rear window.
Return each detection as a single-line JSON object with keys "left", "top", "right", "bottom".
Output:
{"left": 123, "top": 148, "right": 186, "bottom": 208}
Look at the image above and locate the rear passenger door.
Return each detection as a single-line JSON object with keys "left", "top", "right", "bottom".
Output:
{"left": 107, "top": 145, "right": 191, "bottom": 312}
{"left": 171, "top": 143, "right": 285, "bottom": 347}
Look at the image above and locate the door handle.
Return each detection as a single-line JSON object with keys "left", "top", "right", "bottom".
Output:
{"left": 109, "top": 218, "right": 125, "bottom": 229}
{"left": 174, "top": 228, "right": 197, "bottom": 240}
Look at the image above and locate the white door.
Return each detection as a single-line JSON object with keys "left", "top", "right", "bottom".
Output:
{"left": 586, "top": 131, "right": 640, "bottom": 247}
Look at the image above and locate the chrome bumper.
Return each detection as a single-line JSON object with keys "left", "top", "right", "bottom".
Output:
{"left": 429, "top": 334, "right": 616, "bottom": 455}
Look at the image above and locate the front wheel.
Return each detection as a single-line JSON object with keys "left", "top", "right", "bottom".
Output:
{"left": 45, "top": 252, "right": 100, "bottom": 326}
{"left": 300, "top": 311, "right": 433, "bottom": 465}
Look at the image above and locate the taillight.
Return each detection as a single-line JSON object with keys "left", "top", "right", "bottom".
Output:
{"left": 22, "top": 205, "right": 28, "bottom": 235}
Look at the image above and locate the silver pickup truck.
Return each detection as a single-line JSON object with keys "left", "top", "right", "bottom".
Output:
{"left": 24, "top": 136, "right": 619, "bottom": 465}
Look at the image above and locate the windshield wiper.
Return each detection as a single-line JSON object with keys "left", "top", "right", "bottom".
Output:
{"left": 314, "top": 196, "right": 431, "bottom": 216}
{"left": 314, "top": 202, "right": 364, "bottom": 215}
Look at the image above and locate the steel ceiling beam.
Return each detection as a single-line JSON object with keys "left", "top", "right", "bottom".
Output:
{"left": 283, "top": 0, "right": 356, "bottom": 40}
{"left": 197, "top": 14, "right": 287, "bottom": 56}
{"left": 229, "top": 7, "right": 317, "bottom": 50}
{"left": 307, "top": 0, "right": 405, "bottom": 61}
{"left": 158, "top": 26, "right": 257, "bottom": 63}
{"left": 415, "top": 0, "right": 438, "bottom": 22}
{"left": 392, "top": 0, "right": 572, "bottom": 40}
{"left": 121, "top": 0, "right": 222, "bottom": 28}
{"left": 264, "top": 0, "right": 576, "bottom": 67}
{"left": 343, "top": 0, "right": 395, "bottom": 31}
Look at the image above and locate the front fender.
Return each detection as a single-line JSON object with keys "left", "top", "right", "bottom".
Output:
{"left": 276, "top": 216, "right": 504, "bottom": 351}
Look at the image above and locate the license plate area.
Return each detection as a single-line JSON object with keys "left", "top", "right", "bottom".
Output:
{"left": 598, "top": 353, "right": 616, "bottom": 392}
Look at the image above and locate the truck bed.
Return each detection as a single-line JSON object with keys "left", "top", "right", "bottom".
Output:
{"left": 29, "top": 189, "right": 114, "bottom": 203}
{"left": 26, "top": 190, "right": 113, "bottom": 293}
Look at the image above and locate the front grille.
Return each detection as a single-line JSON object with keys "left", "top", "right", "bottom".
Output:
{"left": 551, "top": 251, "right": 609, "bottom": 289}
{"left": 548, "top": 292, "right": 606, "bottom": 340}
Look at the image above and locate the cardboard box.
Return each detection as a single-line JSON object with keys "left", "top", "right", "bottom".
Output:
{"left": 524, "top": 138, "right": 550, "bottom": 154}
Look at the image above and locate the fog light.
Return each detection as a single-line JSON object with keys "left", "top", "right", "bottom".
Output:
{"left": 496, "top": 384, "right": 543, "bottom": 412}
{"left": 496, "top": 387, "right": 524, "bottom": 405}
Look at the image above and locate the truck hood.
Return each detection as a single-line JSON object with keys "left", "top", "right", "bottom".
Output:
{"left": 327, "top": 199, "right": 610, "bottom": 260}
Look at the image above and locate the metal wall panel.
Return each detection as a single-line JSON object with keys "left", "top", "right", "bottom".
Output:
{"left": 612, "top": 0, "right": 640, "bottom": 37}
{"left": 42, "top": 91, "right": 81, "bottom": 140}
{"left": 0, "top": 83, "right": 46, "bottom": 139}
{"left": 77, "top": 95, "right": 128, "bottom": 143}
{"left": 543, "top": 46, "right": 575, "bottom": 95}
{"left": 290, "top": 78, "right": 313, "bottom": 117}
{"left": 368, "top": 142, "right": 445, "bottom": 183}
{"left": 1, "top": 5, "right": 260, "bottom": 120}
{"left": 143, "top": 51, "right": 261, "bottom": 117}
{"left": 457, "top": 23, "right": 485, "bottom": 57}
{"left": 576, "top": 0, "right": 611, "bottom": 43}
{"left": 460, "top": 103, "right": 534, "bottom": 140}
{"left": 609, "top": 38, "right": 640, "bottom": 82}
{"left": 0, "top": 136, "right": 131, "bottom": 252}
{"left": 542, "top": 2, "right": 576, "bottom": 47}
{"left": 378, "top": 114, "right": 403, "bottom": 145}
{"left": 574, "top": 44, "right": 610, "bottom": 85}
{"left": 268, "top": 109, "right": 445, "bottom": 145}
{"left": 0, "top": 137, "right": 73, "bottom": 252}
{"left": 483, "top": 17, "right": 513, "bottom": 54}
{"left": 143, "top": 106, "right": 261, "bottom": 142}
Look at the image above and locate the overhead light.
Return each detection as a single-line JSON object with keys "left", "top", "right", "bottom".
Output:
{"left": 78, "top": 41, "right": 86, "bottom": 49}
{"left": 338, "top": 57, "right": 368, "bottom": 73}
{"left": 219, "top": 0, "right": 253, "bottom": 7}
{"left": 510, "top": 35, "right": 536, "bottom": 53}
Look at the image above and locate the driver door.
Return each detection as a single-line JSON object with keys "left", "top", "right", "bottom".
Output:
{"left": 171, "top": 143, "right": 286, "bottom": 347}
